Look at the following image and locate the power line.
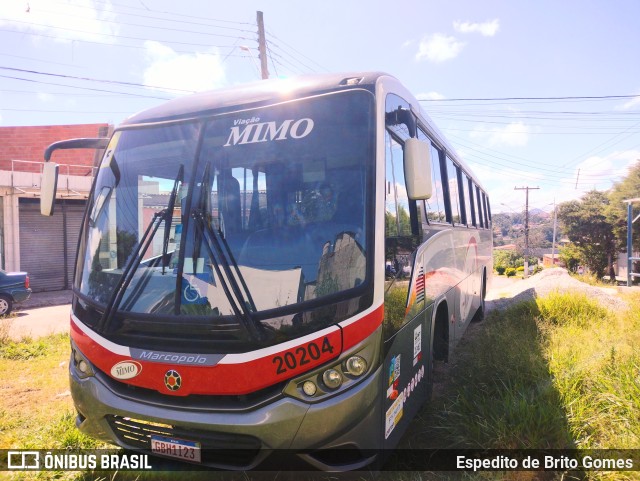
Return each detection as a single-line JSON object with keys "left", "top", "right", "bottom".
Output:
{"left": 44, "top": 0, "right": 255, "bottom": 28}
{"left": 0, "top": 66, "right": 194, "bottom": 94}
{"left": 266, "top": 30, "right": 330, "bottom": 73}
{"left": 33, "top": 6, "right": 256, "bottom": 36}
{"left": 560, "top": 120, "right": 640, "bottom": 168}
{"left": 262, "top": 44, "right": 309, "bottom": 76}
{"left": 5, "top": 19, "right": 251, "bottom": 46}
{"left": 0, "top": 28, "right": 254, "bottom": 57}
{"left": 0, "top": 73, "right": 173, "bottom": 100}
{"left": 421, "top": 94, "right": 640, "bottom": 102}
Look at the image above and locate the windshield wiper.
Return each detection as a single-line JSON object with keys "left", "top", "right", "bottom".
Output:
{"left": 98, "top": 209, "right": 166, "bottom": 332}
{"left": 191, "top": 208, "right": 265, "bottom": 342}
{"left": 217, "top": 212, "right": 258, "bottom": 312}
{"left": 162, "top": 164, "right": 184, "bottom": 274}
{"left": 98, "top": 168, "right": 184, "bottom": 332}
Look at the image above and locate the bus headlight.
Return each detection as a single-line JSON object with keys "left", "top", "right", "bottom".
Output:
{"left": 282, "top": 328, "right": 382, "bottom": 403}
{"left": 322, "top": 369, "right": 343, "bottom": 390}
{"left": 302, "top": 380, "right": 317, "bottom": 396}
{"left": 71, "top": 340, "right": 95, "bottom": 379}
{"left": 344, "top": 355, "right": 367, "bottom": 377}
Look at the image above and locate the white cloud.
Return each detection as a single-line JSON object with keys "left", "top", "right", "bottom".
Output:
{"left": 415, "top": 34, "right": 466, "bottom": 63}
{"left": 460, "top": 156, "right": 544, "bottom": 210}
{"left": 416, "top": 91, "right": 446, "bottom": 101}
{"left": 36, "top": 92, "right": 55, "bottom": 102}
{"left": 0, "top": 0, "right": 118, "bottom": 43}
{"left": 616, "top": 94, "right": 640, "bottom": 110}
{"left": 453, "top": 19, "right": 500, "bottom": 37}
{"left": 574, "top": 150, "right": 640, "bottom": 183}
{"left": 470, "top": 121, "right": 531, "bottom": 147}
{"left": 143, "top": 41, "right": 226, "bottom": 94}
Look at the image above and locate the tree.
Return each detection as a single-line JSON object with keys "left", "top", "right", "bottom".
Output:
{"left": 607, "top": 160, "right": 640, "bottom": 253}
{"left": 557, "top": 190, "right": 617, "bottom": 278}
{"left": 493, "top": 250, "right": 524, "bottom": 270}
{"left": 558, "top": 243, "right": 581, "bottom": 273}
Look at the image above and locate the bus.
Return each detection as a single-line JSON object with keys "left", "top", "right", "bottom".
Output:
{"left": 42, "top": 72, "right": 492, "bottom": 471}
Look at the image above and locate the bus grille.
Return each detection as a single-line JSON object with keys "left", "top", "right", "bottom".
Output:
{"left": 106, "top": 415, "right": 261, "bottom": 468}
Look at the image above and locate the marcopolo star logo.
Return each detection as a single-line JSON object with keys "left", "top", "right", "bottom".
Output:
{"left": 164, "top": 370, "right": 182, "bottom": 391}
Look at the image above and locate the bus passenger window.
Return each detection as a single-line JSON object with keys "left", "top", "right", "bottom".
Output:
{"left": 466, "top": 177, "right": 477, "bottom": 227}
{"left": 425, "top": 142, "right": 446, "bottom": 223}
{"left": 385, "top": 133, "right": 412, "bottom": 238}
{"left": 446, "top": 157, "right": 461, "bottom": 224}
{"left": 482, "top": 192, "right": 489, "bottom": 227}
{"left": 475, "top": 185, "right": 484, "bottom": 228}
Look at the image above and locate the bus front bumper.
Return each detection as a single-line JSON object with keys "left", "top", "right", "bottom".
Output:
{"left": 70, "top": 361, "right": 383, "bottom": 471}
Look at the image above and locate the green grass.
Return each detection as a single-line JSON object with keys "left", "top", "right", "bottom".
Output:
{"left": 400, "top": 290, "right": 640, "bottom": 481}
{"left": 2, "top": 291, "right": 640, "bottom": 481}
{"left": 0, "top": 337, "right": 49, "bottom": 359}
{"left": 405, "top": 300, "right": 574, "bottom": 452}
{"left": 542, "top": 293, "right": 640, "bottom": 451}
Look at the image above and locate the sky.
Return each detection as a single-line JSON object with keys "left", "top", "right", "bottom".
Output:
{"left": 1, "top": 0, "right": 639, "bottom": 214}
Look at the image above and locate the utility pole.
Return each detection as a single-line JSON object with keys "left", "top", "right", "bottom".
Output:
{"left": 624, "top": 198, "right": 640, "bottom": 286}
{"left": 551, "top": 198, "right": 558, "bottom": 267}
{"left": 256, "top": 11, "right": 269, "bottom": 80}
{"left": 515, "top": 186, "right": 540, "bottom": 278}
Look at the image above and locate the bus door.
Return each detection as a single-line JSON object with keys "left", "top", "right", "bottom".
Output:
{"left": 382, "top": 123, "right": 431, "bottom": 448}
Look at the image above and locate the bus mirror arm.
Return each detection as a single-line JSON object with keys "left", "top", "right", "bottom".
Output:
{"left": 44, "top": 137, "right": 110, "bottom": 161}
{"left": 41, "top": 137, "right": 110, "bottom": 217}
{"left": 403, "top": 138, "right": 433, "bottom": 200}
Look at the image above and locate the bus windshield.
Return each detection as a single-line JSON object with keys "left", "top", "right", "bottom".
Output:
{"left": 76, "top": 89, "right": 374, "bottom": 343}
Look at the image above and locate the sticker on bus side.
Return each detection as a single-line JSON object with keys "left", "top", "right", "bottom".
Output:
{"left": 384, "top": 391, "right": 404, "bottom": 439}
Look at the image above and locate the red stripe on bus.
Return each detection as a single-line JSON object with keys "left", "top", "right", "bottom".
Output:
{"left": 71, "top": 318, "right": 343, "bottom": 396}
{"left": 340, "top": 304, "right": 384, "bottom": 351}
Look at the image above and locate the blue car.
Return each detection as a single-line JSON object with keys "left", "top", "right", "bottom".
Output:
{"left": 0, "top": 270, "right": 32, "bottom": 315}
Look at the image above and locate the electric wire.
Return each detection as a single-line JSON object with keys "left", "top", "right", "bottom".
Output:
{"left": 0, "top": 73, "right": 173, "bottom": 100}
{"left": 266, "top": 30, "right": 330, "bottom": 73}
{"left": 4, "top": 19, "right": 253, "bottom": 46}
{"left": 0, "top": 66, "right": 194, "bottom": 94}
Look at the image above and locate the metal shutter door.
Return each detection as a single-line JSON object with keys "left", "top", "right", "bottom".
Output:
{"left": 64, "top": 203, "right": 87, "bottom": 289}
{"left": 19, "top": 199, "right": 87, "bottom": 292}
{"left": 19, "top": 199, "right": 66, "bottom": 291}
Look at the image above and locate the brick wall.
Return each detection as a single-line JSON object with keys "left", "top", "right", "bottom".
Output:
{"left": 0, "top": 124, "right": 111, "bottom": 175}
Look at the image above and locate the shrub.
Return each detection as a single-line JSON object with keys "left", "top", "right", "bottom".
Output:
{"left": 496, "top": 266, "right": 506, "bottom": 275}
{"left": 505, "top": 267, "right": 516, "bottom": 277}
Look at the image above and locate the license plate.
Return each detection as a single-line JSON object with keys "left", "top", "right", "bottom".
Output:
{"left": 151, "top": 435, "right": 201, "bottom": 463}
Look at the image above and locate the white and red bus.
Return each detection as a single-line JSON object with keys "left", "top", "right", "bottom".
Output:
{"left": 42, "top": 72, "right": 492, "bottom": 470}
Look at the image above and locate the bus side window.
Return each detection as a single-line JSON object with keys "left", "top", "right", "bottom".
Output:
{"left": 385, "top": 131, "right": 412, "bottom": 239}
{"left": 466, "top": 176, "right": 476, "bottom": 227}
{"left": 461, "top": 173, "right": 473, "bottom": 227}
{"left": 475, "top": 184, "right": 484, "bottom": 228}
{"left": 418, "top": 128, "right": 446, "bottom": 223}
{"left": 445, "top": 157, "right": 461, "bottom": 225}
{"left": 482, "top": 192, "right": 490, "bottom": 227}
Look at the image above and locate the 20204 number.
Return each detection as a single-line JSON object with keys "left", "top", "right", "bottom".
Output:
{"left": 273, "top": 337, "right": 335, "bottom": 375}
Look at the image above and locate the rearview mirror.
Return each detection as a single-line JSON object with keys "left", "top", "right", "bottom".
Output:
{"left": 403, "top": 138, "right": 432, "bottom": 200}
{"left": 41, "top": 137, "right": 110, "bottom": 217}
{"left": 41, "top": 162, "right": 59, "bottom": 216}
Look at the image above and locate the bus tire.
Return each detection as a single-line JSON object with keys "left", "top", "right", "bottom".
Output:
{"left": 471, "top": 271, "right": 486, "bottom": 323}
{"left": 433, "top": 302, "right": 448, "bottom": 361}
